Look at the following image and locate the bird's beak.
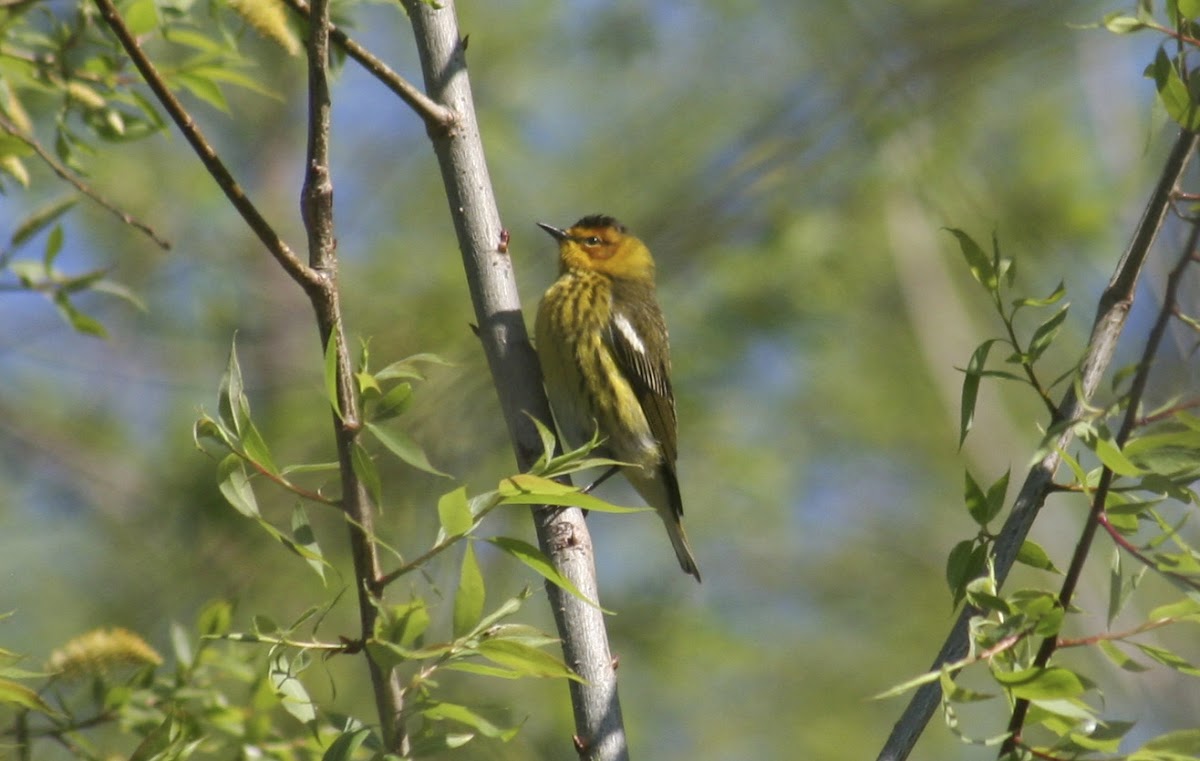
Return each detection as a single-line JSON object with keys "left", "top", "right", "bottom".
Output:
{"left": 536, "top": 222, "right": 568, "bottom": 241}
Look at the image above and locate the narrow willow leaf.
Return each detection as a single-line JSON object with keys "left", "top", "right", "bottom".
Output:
{"left": 1133, "top": 642, "right": 1200, "bottom": 676}
{"left": 219, "top": 337, "right": 244, "bottom": 436}
{"left": 324, "top": 331, "right": 341, "bottom": 420}
{"left": 321, "top": 728, "right": 374, "bottom": 761}
{"left": 945, "top": 228, "right": 996, "bottom": 291}
{"left": 1147, "top": 597, "right": 1200, "bottom": 623}
{"left": 268, "top": 651, "right": 316, "bottom": 725}
{"left": 486, "top": 537, "right": 608, "bottom": 612}
{"left": 0, "top": 678, "right": 59, "bottom": 714}
{"left": 370, "top": 382, "right": 412, "bottom": 422}
{"left": 992, "top": 666, "right": 1085, "bottom": 700}
{"left": 1092, "top": 435, "right": 1144, "bottom": 477}
{"left": 1026, "top": 303, "right": 1069, "bottom": 364}
{"left": 351, "top": 442, "right": 382, "bottom": 510}
{"left": 376, "top": 599, "right": 429, "bottom": 649}
{"left": 422, "top": 701, "right": 519, "bottom": 740}
{"left": 453, "top": 544, "right": 485, "bottom": 638}
{"left": 11, "top": 197, "right": 77, "bottom": 248}
{"left": 1129, "top": 729, "right": 1200, "bottom": 759}
{"left": 959, "top": 338, "right": 999, "bottom": 447}
{"left": 365, "top": 421, "right": 448, "bottom": 477}
{"left": 1098, "top": 640, "right": 1149, "bottom": 673}
{"left": 497, "top": 474, "right": 646, "bottom": 513}
{"left": 290, "top": 504, "right": 327, "bottom": 583}
{"left": 217, "top": 454, "right": 259, "bottom": 517}
{"left": 438, "top": 486, "right": 473, "bottom": 536}
{"left": 964, "top": 471, "right": 989, "bottom": 526}
{"left": 1015, "top": 540, "right": 1061, "bottom": 574}
{"left": 476, "top": 639, "right": 583, "bottom": 682}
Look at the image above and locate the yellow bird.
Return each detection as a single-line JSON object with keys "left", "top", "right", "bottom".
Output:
{"left": 535, "top": 215, "right": 700, "bottom": 582}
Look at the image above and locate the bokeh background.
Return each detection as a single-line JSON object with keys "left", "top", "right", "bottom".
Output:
{"left": 3, "top": 1, "right": 1199, "bottom": 759}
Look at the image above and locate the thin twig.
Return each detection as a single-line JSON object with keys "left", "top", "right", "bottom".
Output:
{"left": 90, "top": 0, "right": 318, "bottom": 292}
{"left": 280, "top": 0, "right": 455, "bottom": 131}
{"left": 0, "top": 112, "right": 170, "bottom": 250}
{"left": 875, "top": 128, "right": 1200, "bottom": 761}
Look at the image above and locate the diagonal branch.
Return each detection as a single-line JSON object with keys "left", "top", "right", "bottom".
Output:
{"left": 280, "top": 0, "right": 455, "bottom": 131}
{"left": 398, "top": 1, "right": 629, "bottom": 759}
{"left": 91, "top": 0, "right": 318, "bottom": 292}
{"left": 875, "top": 128, "right": 1199, "bottom": 761}
{"left": 0, "top": 112, "right": 170, "bottom": 250}
{"left": 1000, "top": 198, "right": 1200, "bottom": 756}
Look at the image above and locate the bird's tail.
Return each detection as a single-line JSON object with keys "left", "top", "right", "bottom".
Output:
{"left": 628, "top": 463, "right": 702, "bottom": 582}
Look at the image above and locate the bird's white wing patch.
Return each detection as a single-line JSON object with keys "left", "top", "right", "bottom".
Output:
{"left": 612, "top": 312, "right": 646, "bottom": 356}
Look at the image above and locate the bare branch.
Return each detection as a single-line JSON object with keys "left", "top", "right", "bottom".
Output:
{"left": 398, "top": 1, "right": 628, "bottom": 758}
{"left": 875, "top": 128, "right": 1200, "bottom": 761}
{"left": 298, "top": 0, "right": 408, "bottom": 753}
{"left": 90, "top": 0, "right": 318, "bottom": 292}
{"left": 0, "top": 112, "right": 170, "bottom": 251}
{"left": 281, "top": 0, "right": 456, "bottom": 131}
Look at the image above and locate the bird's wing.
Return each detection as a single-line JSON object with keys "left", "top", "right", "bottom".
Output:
{"left": 605, "top": 297, "right": 678, "bottom": 465}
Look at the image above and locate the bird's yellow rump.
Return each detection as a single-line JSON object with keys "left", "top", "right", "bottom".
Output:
{"left": 535, "top": 215, "right": 700, "bottom": 582}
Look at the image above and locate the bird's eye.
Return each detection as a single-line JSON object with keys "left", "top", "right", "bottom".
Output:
{"left": 585, "top": 236, "right": 602, "bottom": 246}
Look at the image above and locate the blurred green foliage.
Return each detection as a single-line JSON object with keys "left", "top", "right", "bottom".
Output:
{"left": 3, "top": 0, "right": 1200, "bottom": 759}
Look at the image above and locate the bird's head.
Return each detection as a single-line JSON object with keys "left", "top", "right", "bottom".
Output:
{"left": 537, "top": 215, "right": 655, "bottom": 281}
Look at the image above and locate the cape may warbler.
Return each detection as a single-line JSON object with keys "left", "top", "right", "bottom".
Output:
{"left": 535, "top": 215, "right": 700, "bottom": 582}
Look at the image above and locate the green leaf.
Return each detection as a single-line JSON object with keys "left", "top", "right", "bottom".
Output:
{"left": 175, "top": 71, "right": 229, "bottom": 112}
{"left": 365, "top": 421, "right": 448, "bottom": 477}
{"left": 476, "top": 639, "right": 583, "bottom": 682}
{"left": 497, "top": 474, "right": 646, "bottom": 513}
{"left": 1129, "top": 729, "right": 1200, "bottom": 760}
{"left": 1098, "top": 640, "right": 1149, "bottom": 673}
{"left": 322, "top": 728, "right": 374, "bottom": 761}
{"left": 438, "top": 486, "right": 474, "bottom": 536}
{"left": 1025, "top": 303, "right": 1069, "bottom": 364}
{"left": 992, "top": 666, "right": 1085, "bottom": 700}
{"left": 486, "top": 536, "right": 608, "bottom": 612}
{"left": 290, "top": 504, "right": 328, "bottom": 583}
{"left": 945, "top": 539, "right": 986, "bottom": 607}
{"left": 369, "top": 382, "right": 412, "bottom": 422}
{"left": 1012, "top": 281, "right": 1066, "bottom": 309}
{"left": 1092, "top": 433, "right": 1144, "bottom": 477}
{"left": 958, "top": 338, "right": 999, "bottom": 447}
{"left": 422, "top": 701, "right": 519, "bottom": 741}
{"left": 351, "top": 442, "right": 382, "bottom": 510}
{"left": 1102, "top": 12, "right": 1148, "bottom": 33}
{"left": 123, "top": 0, "right": 160, "bottom": 35}
{"left": 52, "top": 293, "right": 107, "bottom": 337}
{"left": 217, "top": 454, "right": 259, "bottom": 517}
{"left": 219, "top": 336, "right": 246, "bottom": 436}
{"left": 945, "top": 228, "right": 996, "bottom": 291}
{"left": 10, "top": 195, "right": 77, "bottom": 248}
{"left": 376, "top": 598, "right": 429, "bottom": 649}
{"left": 324, "top": 331, "right": 341, "bottom": 420}
{"left": 268, "top": 651, "right": 316, "bottom": 725}
{"left": 197, "top": 599, "right": 233, "bottom": 637}
{"left": 1015, "top": 540, "right": 1061, "bottom": 573}
{"left": 453, "top": 544, "right": 485, "bottom": 638}
{"left": 1133, "top": 642, "right": 1200, "bottom": 676}
{"left": 1148, "top": 597, "right": 1200, "bottom": 623}
{"left": 0, "top": 678, "right": 59, "bottom": 715}
{"left": 1152, "top": 46, "right": 1200, "bottom": 129}
{"left": 42, "top": 224, "right": 64, "bottom": 269}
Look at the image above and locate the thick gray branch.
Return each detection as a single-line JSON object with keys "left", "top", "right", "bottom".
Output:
{"left": 399, "top": 1, "right": 629, "bottom": 758}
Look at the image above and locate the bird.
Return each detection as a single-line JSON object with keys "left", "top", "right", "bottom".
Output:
{"left": 534, "top": 214, "right": 700, "bottom": 582}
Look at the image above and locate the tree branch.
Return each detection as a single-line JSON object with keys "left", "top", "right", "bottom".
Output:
{"left": 280, "top": 0, "right": 455, "bottom": 131}
{"left": 1001, "top": 196, "right": 1200, "bottom": 756}
{"left": 0, "top": 112, "right": 171, "bottom": 251}
{"left": 91, "top": 0, "right": 318, "bottom": 292}
{"left": 297, "top": 0, "right": 407, "bottom": 753}
{"left": 398, "top": 1, "right": 628, "bottom": 758}
{"left": 875, "top": 128, "right": 1199, "bottom": 761}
